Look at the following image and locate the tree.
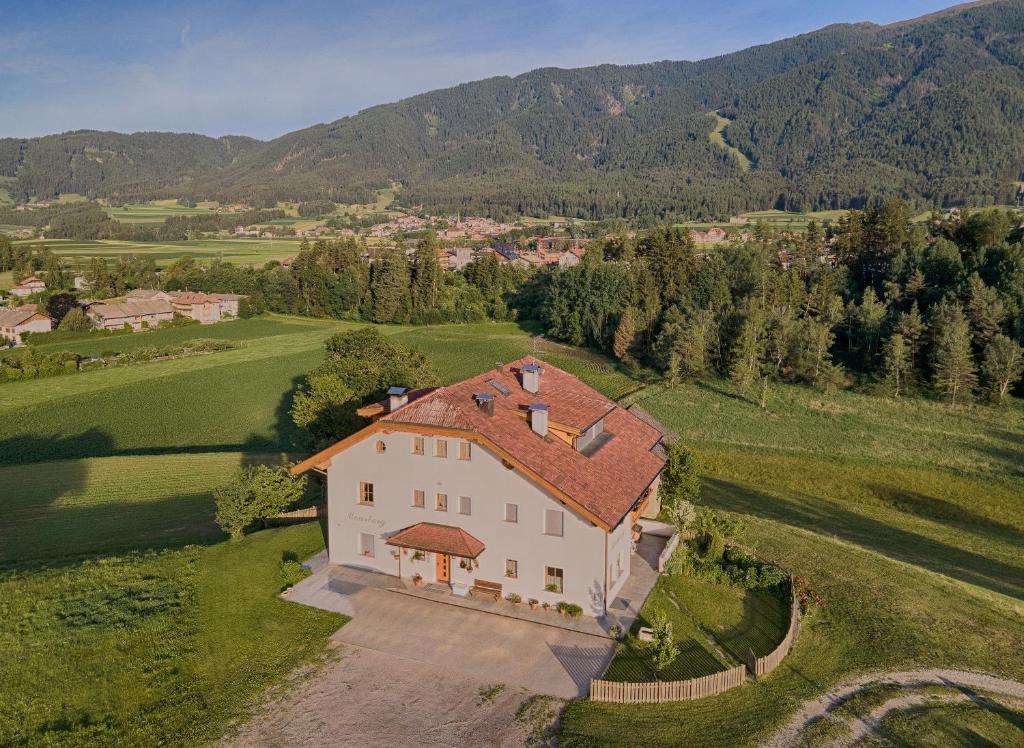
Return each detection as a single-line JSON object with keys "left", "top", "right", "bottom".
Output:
{"left": 729, "top": 304, "right": 765, "bottom": 389}
{"left": 930, "top": 303, "right": 977, "bottom": 404}
{"left": 57, "top": 307, "right": 92, "bottom": 332}
{"left": 965, "top": 273, "right": 1005, "bottom": 352}
{"left": 411, "top": 233, "right": 442, "bottom": 315}
{"left": 648, "top": 610, "right": 679, "bottom": 677}
{"left": 981, "top": 335, "right": 1024, "bottom": 403}
{"left": 214, "top": 465, "right": 307, "bottom": 541}
{"left": 369, "top": 245, "right": 411, "bottom": 323}
{"left": 613, "top": 306, "right": 637, "bottom": 363}
{"left": 291, "top": 328, "right": 437, "bottom": 446}
{"left": 45, "top": 293, "right": 79, "bottom": 326}
{"left": 897, "top": 302, "right": 926, "bottom": 374}
{"left": 660, "top": 443, "right": 701, "bottom": 527}
{"left": 881, "top": 333, "right": 911, "bottom": 397}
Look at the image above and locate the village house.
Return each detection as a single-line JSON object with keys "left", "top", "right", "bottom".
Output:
{"left": 169, "top": 292, "right": 222, "bottom": 323}
{"left": 210, "top": 293, "right": 248, "bottom": 317}
{"left": 0, "top": 304, "right": 52, "bottom": 345}
{"left": 291, "top": 357, "right": 668, "bottom": 617}
{"left": 86, "top": 300, "right": 174, "bottom": 330}
{"left": 9, "top": 276, "right": 46, "bottom": 298}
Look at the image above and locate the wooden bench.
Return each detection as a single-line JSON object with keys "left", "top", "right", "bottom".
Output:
{"left": 470, "top": 579, "right": 503, "bottom": 601}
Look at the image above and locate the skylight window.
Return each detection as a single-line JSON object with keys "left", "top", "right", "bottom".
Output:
{"left": 487, "top": 378, "right": 511, "bottom": 396}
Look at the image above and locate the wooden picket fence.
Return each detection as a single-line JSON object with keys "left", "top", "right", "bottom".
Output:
{"left": 590, "top": 665, "right": 746, "bottom": 704}
{"left": 747, "top": 578, "right": 801, "bottom": 678}
{"left": 267, "top": 505, "right": 321, "bottom": 525}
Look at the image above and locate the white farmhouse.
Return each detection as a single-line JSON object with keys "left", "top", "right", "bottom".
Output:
{"left": 292, "top": 357, "right": 667, "bottom": 616}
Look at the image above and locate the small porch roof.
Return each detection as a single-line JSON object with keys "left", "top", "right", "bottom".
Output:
{"left": 386, "top": 522, "right": 486, "bottom": 559}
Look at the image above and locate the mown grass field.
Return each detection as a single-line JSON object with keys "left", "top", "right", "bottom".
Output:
{"left": 14, "top": 236, "right": 306, "bottom": 269}
{"left": 105, "top": 199, "right": 236, "bottom": 224}
{"left": 559, "top": 379, "right": 1024, "bottom": 746}
{"left": 2, "top": 313, "right": 1022, "bottom": 745}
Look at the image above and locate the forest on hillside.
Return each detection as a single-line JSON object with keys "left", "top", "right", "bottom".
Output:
{"left": 2, "top": 1, "right": 1023, "bottom": 219}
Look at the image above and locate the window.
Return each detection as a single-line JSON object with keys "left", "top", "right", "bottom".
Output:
{"left": 504, "top": 503, "right": 518, "bottom": 523}
{"left": 359, "top": 481, "right": 374, "bottom": 505}
{"left": 435, "top": 439, "right": 448, "bottom": 458}
{"left": 411, "top": 436, "right": 424, "bottom": 455}
{"left": 436, "top": 493, "right": 448, "bottom": 512}
{"left": 359, "top": 533, "right": 375, "bottom": 557}
{"left": 375, "top": 440, "right": 386, "bottom": 453}
{"left": 458, "top": 496, "right": 471, "bottom": 515}
{"left": 412, "top": 489, "right": 425, "bottom": 508}
{"left": 544, "top": 566, "right": 564, "bottom": 594}
{"left": 505, "top": 559, "right": 518, "bottom": 578}
{"left": 544, "top": 509, "right": 564, "bottom": 537}
{"left": 458, "top": 441, "right": 471, "bottom": 460}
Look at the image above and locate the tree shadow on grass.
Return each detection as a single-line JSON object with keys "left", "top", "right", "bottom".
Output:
{"left": 871, "top": 484, "right": 1023, "bottom": 543}
{"left": 702, "top": 477, "right": 1024, "bottom": 601}
{"left": 711, "top": 589, "right": 789, "bottom": 663}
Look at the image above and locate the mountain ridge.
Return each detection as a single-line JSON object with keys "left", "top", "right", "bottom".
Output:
{"left": 2, "top": 0, "right": 1022, "bottom": 220}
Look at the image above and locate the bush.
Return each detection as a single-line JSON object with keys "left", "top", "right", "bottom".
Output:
{"left": 58, "top": 307, "right": 93, "bottom": 332}
{"left": 279, "top": 559, "right": 311, "bottom": 590}
{"left": 660, "top": 443, "right": 702, "bottom": 526}
{"left": 703, "top": 530, "right": 725, "bottom": 561}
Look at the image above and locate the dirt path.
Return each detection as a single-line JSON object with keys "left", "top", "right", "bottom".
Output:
{"left": 221, "top": 642, "right": 561, "bottom": 747}
{"left": 761, "top": 669, "right": 1024, "bottom": 748}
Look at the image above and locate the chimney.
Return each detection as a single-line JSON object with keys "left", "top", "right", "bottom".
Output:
{"left": 387, "top": 386, "right": 409, "bottom": 412}
{"left": 527, "top": 403, "right": 548, "bottom": 437}
{"left": 474, "top": 393, "right": 495, "bottom": 416}
{"left": 495, "top": 361, "right": 505, "bottom": 374}
{"left": 521, "top": 363, "right": 541, "bottom": 394}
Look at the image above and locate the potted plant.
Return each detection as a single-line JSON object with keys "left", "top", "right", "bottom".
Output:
{"left": 541, "top": 602, "right": 550, "bottom": 612}
{"left": 557, "top": 601, "right": 569, "bottom": 617}
{"left": 412, "top": 551, "right": 425, "bottom": 562}
{"left": 528, "top": 598, "right": 539, "bottom": 610}
{"left": 507, "top": 593, "right": 522, "bottom": 606}
{"left": 545, "top": 583, "right": 559, "bottom": 593}
{"left": 412, "top": 573, "right": 423, "bottom": 588}
{"left": 565, "top": 603, "right": 583, "bottom": 619}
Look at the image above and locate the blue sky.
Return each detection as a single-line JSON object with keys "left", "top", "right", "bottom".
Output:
{"left": 1, "top": 0, "right": 957, "bottom": 140}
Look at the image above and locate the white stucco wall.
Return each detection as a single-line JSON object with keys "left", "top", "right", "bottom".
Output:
{"left": 324, "top": 428, "right": 616, "bottom": 615}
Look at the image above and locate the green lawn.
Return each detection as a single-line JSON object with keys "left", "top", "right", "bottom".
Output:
{"left": 558, "top": 378, "right": 1024, "bottom": 747}
{"left": 105, "top": 199, "right": 237, "bottom": 225}
{"left": 0, "top": 523, "right": 344, "bottom": 746}
{"left": 603, "top": 577, "right": 788, "bottom": 682}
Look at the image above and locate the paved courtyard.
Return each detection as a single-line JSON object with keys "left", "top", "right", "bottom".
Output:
{"left": 286, "top": 562, "right": 617, "bottom": 698}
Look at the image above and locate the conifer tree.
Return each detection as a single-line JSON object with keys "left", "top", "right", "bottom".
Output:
{"left": 981, "top": 335, "right": 1024, "bottom": 403}
{"left": 882, "top": 332, "right": 911, "bottom": 397}
{"left": 931, "top": 303, "right": 977, "bottom": 404}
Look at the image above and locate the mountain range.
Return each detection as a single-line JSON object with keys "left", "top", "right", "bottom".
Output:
{"left": 2, "top": 0, "right": 1022, "bottom": 220}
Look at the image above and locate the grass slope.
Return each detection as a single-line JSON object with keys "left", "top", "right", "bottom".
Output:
{"left": 559, "top": 379, "right": 1024, "bottom": 746}
{"left": 707, "top": 112, "right": 753, "bottom": 173}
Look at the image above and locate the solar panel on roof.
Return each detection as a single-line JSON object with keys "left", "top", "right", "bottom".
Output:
{"left": 487, "top": 378, "right": 511, "bottom": 396}
{"left": 521, "top": 363, "right": 540, "bottom": 372}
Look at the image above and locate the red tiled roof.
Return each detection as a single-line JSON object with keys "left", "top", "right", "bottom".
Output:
{"left": 172, "top": 292, "right": 219, "bottom": 304}
{"left": 379, "top": 356, "right": 665, "bottom": 528}
{"left": 385, "top": 522, "right": 486, "bottom": 558}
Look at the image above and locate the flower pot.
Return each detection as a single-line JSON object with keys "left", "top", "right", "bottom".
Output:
{"left": 560, "top": 610, "right": 567, "bottom": 618}
{"left": 529, "top": 602, "right": 539, "bottom": 610}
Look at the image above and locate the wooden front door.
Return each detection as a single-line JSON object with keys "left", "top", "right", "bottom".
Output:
{"left": 435, "top": 553, "right": 450, "bottom": 583}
